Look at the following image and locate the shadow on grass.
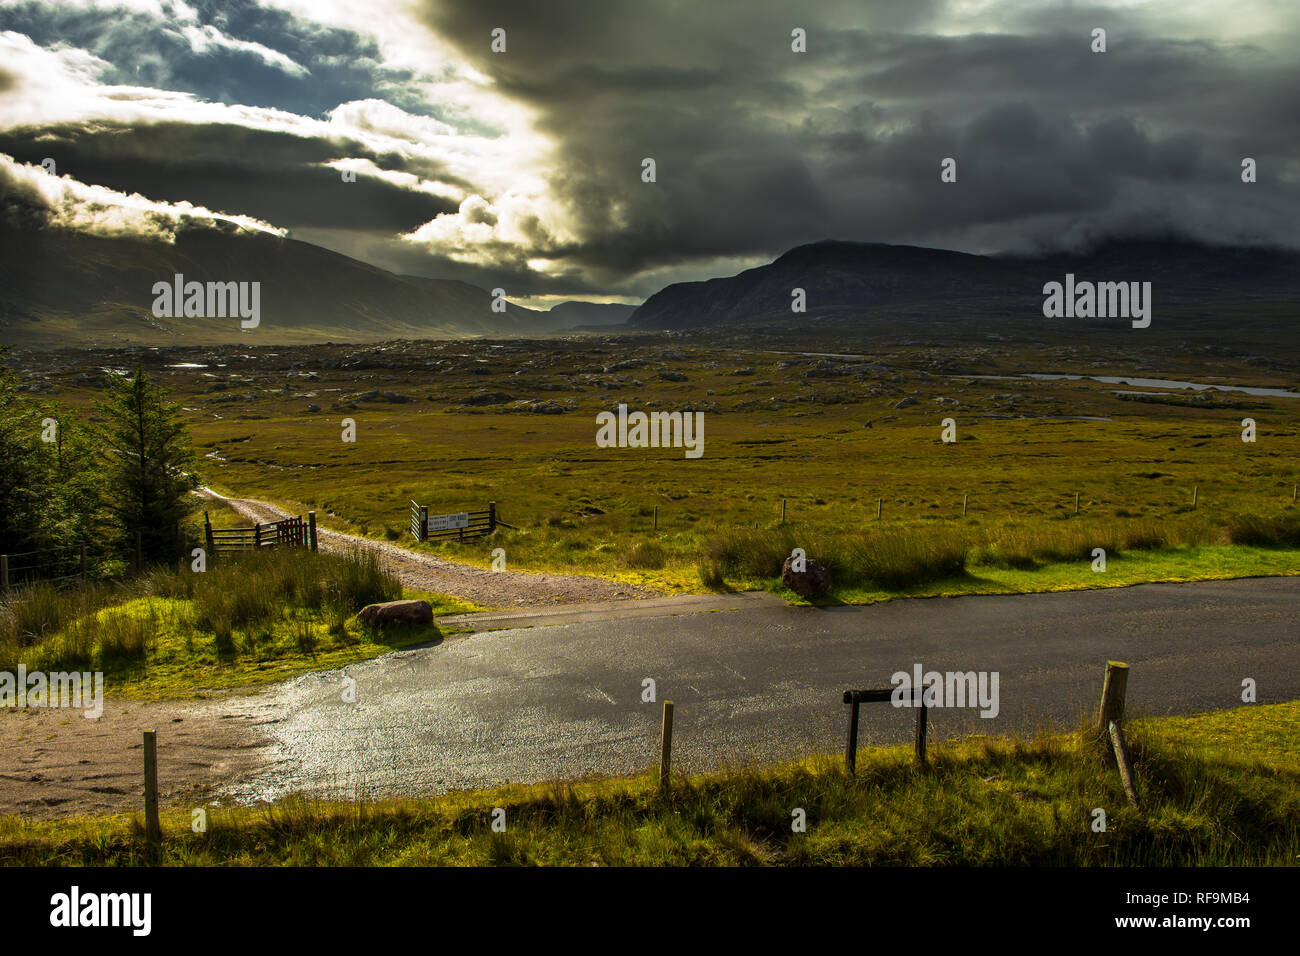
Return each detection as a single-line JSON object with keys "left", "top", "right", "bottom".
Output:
{"left": 357, "top": 621, "right": 446, "bottom": 651}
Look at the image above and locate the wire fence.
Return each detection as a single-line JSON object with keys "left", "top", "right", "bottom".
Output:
{"left": 0, "top": 543, "right": 131, "bottom": 592}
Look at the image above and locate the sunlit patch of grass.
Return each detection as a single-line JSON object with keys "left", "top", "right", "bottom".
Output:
{"left": 1, "top": 703, "right": 1295, "bottom": 866}
{"left": 0, "top": 549, "right": 479, "bottom": 699}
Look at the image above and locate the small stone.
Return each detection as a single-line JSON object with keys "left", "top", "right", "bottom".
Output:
{"left": 781, "top": 556, "right": 829, "bottom": 598}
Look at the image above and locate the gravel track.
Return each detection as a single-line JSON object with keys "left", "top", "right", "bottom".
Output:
{"left": 196, "top": 488, "right": 659, "bottom": 609}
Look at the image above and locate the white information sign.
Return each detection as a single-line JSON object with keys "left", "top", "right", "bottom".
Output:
{"left": 426, "top": 512, "right": 470, "bottom": 532}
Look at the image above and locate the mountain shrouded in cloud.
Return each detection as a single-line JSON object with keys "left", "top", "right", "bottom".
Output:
{"left": 1, "top": 0, "right": 1298, "bottom": 306}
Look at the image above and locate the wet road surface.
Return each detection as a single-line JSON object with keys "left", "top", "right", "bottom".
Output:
{"left": 220, "top": 576, "right": 1300, "bottom": 802}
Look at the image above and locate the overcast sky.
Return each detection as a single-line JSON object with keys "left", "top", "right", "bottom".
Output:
{"left": 1, "top": 0, "right": 1296, "bottom": 306}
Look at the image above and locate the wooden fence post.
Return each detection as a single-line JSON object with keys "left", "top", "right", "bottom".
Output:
{"left": 915, "top": 697, "right": 928, "bottom": 767}
{"left": 307, "top": 511, "right": 318, "bottom": 552}
{"left": 1192, "top": 486, "right": 1198, "bottom": 509}
{"left": 1108, "top": 720, "right": 1140, "bottom": 809}
{"left": 1074, "top": 492, "right": 1080, "bottom": 514}
{"left": 781, "top": 498, "right": 786, "bottom": 524}
{"left": 204, "top": 511, "right": 215, "bottom": 558}
{"left": 659, "top": 700, "right": 674, "bottom": 791}
{"left": 0, "top": 554, "right": 7, "bottom": 592}
{"left": 1097, "top": 660, "right": 1129, "bottom": 738}
{"left": 143, "top": 729, "right": 160, "bottom": 843}
{"left": 488, "top": 501, "right": 497, "bottom": 533}
{"left": 962, "top": 494, "right": 968, "bottom": 517}
{"left": 877, "top": 498, "right": 882, "bottom": 520}
{"left": 653, "top": 505, "right": 658, "bottom": 532}
{"left": 845, "top": 696, "right": 860, "bottom": 774}
{"left": 420, "top": 506, "right": 428, "bottom": 542}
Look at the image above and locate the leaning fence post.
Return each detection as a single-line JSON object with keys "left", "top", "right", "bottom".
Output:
{"left": 143, "top": 729, "right": 160, "bottom": 843}
{"left": 308, "top": 511, "right": 318, "bottom": 552}
{"left": 659, "top": 700, "right": 674, "bottom": 791}
{"left": 1097, "top": 660, "right": 1129, "bottom": 738}
{"left": 877, "top": 497, "right": 882, "bottom": 520}
{"left": 1108, "top": 720, "right": 1140, "bottom": 809}
{"left": 962, "top": 494, "right": 968, "bottom": 517}
{"left": 1192, "top": 485, "right": 1198, "bottom": 509}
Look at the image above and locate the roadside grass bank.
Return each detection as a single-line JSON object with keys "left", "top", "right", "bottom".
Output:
{"left": 187, "top": 492, "right": 1300, "bottom": 604}
{"left": 1, "top": 702, "right": 1295, "bottom": 866}
{"left": 0, "top": 548, "right": 477, "bottom": 699}
{"left": 700, "top": 513, "right": 1300, "bottom": 602}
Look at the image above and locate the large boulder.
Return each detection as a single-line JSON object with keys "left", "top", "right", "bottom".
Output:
{"left": 781, "top": 556, "right": 829, "bottom": 598}
{"left": 357, "top": 599, "right": 433, "bottom": 628}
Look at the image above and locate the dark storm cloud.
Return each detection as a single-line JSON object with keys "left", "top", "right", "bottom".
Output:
{"left": 416, "top": 0, "right": 1300, "bottom": 292}
{"left": 0, "top": 121, "right": 461, "bottom": 233}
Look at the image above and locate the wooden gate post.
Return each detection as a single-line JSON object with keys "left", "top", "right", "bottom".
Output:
{"left": 420, "top": 506, "right": 428, "bottom": 542}
{"left": 1097, "top": 660, "right": 1129, "bottom": 738}
{"left": 204, "top": 511, "right": 215, "bottom": 557}
{"left": 308, "top": 511, "right": 318, "bottom": 552}
{"left": 143, "top": 729, "right": 160, "bottom": 843}
{"left": 488, "top": 501, "right": 497, "bottom": 533}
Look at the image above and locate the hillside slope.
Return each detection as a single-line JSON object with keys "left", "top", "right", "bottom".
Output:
{"left": 0, "top": 225, "right": 559, "bottom": 347}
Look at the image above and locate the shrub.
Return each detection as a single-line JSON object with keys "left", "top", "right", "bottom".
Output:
{"left": 620, "top": 540, "right": 667, "bottom": 570}
{"left": 1225, "top": 512, "right": 1300, "bottom": 547}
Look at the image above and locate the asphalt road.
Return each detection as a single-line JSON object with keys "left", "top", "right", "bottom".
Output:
{"left": 222, "top": 576, "right": 1300, "bottom": 802}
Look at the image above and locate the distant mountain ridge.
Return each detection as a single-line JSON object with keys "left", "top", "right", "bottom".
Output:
{"left": 546, "top": 300, "right": 638, "bottom": 327}
{"left": 0, "top": 223, "right": 566, "bottom": 347}
{"left": 628, "top": 239, "right": 1300, "bottom": 329}
{"left": 5, "top": 221, "right": 1297, "bottom": 348}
